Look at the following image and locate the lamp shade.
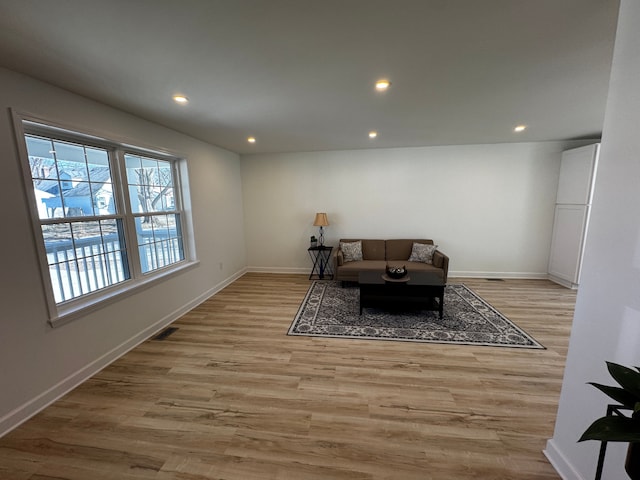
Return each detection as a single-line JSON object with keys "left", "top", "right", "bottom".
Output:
{"left": 313, "top": 212, "right": 329, "bottom": 227}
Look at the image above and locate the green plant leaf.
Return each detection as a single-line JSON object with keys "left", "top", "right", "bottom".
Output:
{"left": 589, "top": 382, "right": 639, "bottom": 408}
{"left": 607, "top": 362, "right": 640, "bottom": 399}
{"left": 579, "top": 416, "right": 640, "bottom": 442}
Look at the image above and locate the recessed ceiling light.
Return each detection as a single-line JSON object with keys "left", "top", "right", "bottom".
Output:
{"left": 172, "top": 94, "right": 189, "bottom": 104}
{"left": 247, "top": 137, "right": 256, "bottom": 143}
{"left": 514, "top": 125, "right": 527, "bottom": 132}
{"left": 375, "top": 79, "right": 391, "bottom": 91}
{"left": 369, "top": 131, "right": 378, "bottom": 139}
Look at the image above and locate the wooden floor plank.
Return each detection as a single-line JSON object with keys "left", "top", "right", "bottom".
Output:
{"left": 0, "top": 274, "right": 576, "bottom": 479}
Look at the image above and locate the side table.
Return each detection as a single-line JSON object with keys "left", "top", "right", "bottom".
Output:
{"left": 308, "top": 245, "right": 334, "bottom": 280}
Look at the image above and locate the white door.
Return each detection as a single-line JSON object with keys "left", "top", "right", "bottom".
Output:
{"left": 548, "top": 204, "right": 590, "bottom": 286}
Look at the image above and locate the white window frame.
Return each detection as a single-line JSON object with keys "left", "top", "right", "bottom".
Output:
{"left": 12, "top": 110, "right": 198, "bottom": 327}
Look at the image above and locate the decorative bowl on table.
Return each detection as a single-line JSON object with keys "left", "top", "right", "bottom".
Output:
{"left": 385, "top": 264, "right": 407, "bottom": 279}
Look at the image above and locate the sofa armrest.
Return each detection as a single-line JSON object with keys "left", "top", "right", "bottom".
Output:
{"left": 433, "top": 250, "right": 449, "bottom": 283}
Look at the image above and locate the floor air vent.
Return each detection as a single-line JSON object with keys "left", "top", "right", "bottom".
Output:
{"left": 485, "top": 278, "right": 505, "bottom": 281}
{"left": 153, "top": 327, "right": 179, "bottom": 341}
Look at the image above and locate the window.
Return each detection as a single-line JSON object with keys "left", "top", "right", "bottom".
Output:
{"left": 16, "top": 116, "right": 193, "bottom": 325}
{"left": 124, "top": 153, "right": 184, "bottom": 273}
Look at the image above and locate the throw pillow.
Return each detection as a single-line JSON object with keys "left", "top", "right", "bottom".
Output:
{"left": 408, "top": 242, "right": 437, "bottom": 264}
{"left": 340, "top": 241, "right": 363, "bottom": 262}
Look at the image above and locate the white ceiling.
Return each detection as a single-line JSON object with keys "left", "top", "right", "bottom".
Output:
{"left": 0, "top": 0, "right": 620, "bottom": 155}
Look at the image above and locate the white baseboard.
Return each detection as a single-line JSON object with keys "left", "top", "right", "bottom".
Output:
{"left": 543, "top": 439, "right": 585, "bottom": 480}
{"left": 0, "top": 268, "right": 246, "bottom": 438}
{"left": 548, "top": 274, "right": 579, "bottom": 289}
{"left": 247, "top": 266, "right": 309, "bottom": 274}
{"left": 447, "top": 271, "right": 549, "bottom": 280}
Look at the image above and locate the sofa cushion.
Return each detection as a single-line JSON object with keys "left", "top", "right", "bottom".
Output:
{"left": 361, "top": 239, "right": 386, "bottom": 260}
{"left": 340, "top": 239, "right": 386, "bottom": 260}
{"left": 386, "top": 239, "right": 434, "bottom": 261}
{"left": 338, "top": 260, "right": 388, "bottom": 273}
{"left": 408, "top": 242, "right": 437, "bottom": 264}
{"left": 339, "top": 241, "right": 363, "bottom": 262}
{"left": 405, "top": 261, "right": 445, "bottom": 280}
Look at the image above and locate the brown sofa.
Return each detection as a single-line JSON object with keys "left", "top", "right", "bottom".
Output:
{"left": 334, "top": 239, "right": 449, "bottom": 283}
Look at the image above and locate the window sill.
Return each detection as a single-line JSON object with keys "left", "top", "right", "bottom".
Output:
{"left": 49, "top": 260, "right": 200, "bottom": 328}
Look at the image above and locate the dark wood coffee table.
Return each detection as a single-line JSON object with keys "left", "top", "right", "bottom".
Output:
{"left": 358, "top": 271, "right": 445, "bottom": 318}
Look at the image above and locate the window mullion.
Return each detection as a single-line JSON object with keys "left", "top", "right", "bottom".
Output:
{"left": 112, "top": 149, "right": 143, "bottom": 279}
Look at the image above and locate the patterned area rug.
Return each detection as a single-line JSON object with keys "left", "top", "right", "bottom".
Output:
{"left": 288, "top": 282, "right": 544, "bottom": 348}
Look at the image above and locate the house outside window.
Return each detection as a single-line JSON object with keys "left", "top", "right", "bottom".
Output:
{"left": 15, "top": 115, "right": 194, "bottom": 326}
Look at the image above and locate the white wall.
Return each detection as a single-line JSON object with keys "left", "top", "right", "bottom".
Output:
{"left": 241, "top": 141, "right": 590, "bottom": 278}
{"left": 545, "top": 1, "right": 640, "bottom": 478}
{"left": 0, "top": 68, "right": 247, "bottom": 434}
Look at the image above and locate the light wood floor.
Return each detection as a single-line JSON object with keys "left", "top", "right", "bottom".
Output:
{"left": 0, "top": 274, "right": 577, "bottom": 480}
